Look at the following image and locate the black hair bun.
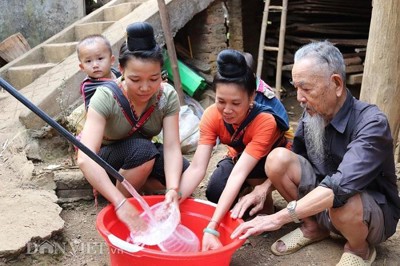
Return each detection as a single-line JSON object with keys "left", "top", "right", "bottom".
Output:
{"left": 126, "top": 22, "right": 156, "bottom": 52}
{"left": 217, "top": 49, "right": 247, "bottom": 78}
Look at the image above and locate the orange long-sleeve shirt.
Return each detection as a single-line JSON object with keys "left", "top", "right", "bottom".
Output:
{"left": 199, "top": 104, "right": 282, "bottom": 160}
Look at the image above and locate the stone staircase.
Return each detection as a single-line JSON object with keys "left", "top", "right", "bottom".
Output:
{"left": 0, "top": 0, "right": 214, "bottom": 129}
{"left": 1, "top": 0, "right": 143, "bottom": 90}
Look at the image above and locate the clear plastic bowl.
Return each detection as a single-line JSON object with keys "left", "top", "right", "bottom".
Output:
{"left": 130, "top": 202, "right": 180, "bottom": 246}
{"left": 158, "top": 223, "right": 200, "bottom": 253}
{"left": 129, "top": 201, "right": 200, "bottom": 252}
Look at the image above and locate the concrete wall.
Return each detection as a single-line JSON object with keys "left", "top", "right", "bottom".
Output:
{"left": 0, "top": 0, "right": 85, "bottom": 48}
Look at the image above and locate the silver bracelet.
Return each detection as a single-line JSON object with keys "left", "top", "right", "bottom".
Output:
{"left": 115, "top": 198, "right": 127, "bottom": 212}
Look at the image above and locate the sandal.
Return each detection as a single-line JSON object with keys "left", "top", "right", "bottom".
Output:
{"left": 336, "top": 246, "right": 376, "bottom": 266}
{"left": 271, "top": 228, "right": 326, "bottom": 256}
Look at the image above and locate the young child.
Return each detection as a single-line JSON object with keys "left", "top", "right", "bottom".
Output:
{"left": 72, "top": 35, "right": 118, "bottom": 207}
{"left": 76, "top": 34, "right": 116, "bottom": 80}
{"left": 70, "top": 35, "right": 118, "bottom": 138}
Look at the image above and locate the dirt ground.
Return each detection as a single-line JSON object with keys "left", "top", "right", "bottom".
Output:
{"left": 1, "top": 94, "right": 400, "bottom": 266}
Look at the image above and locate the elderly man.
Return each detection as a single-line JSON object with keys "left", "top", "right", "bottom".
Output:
{"left": 230, "top": 41, "right": 400, "bottom": 265}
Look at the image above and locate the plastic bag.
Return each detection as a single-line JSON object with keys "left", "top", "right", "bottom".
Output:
{"left": 155, "top": 105, "right": 200, "bottom": 154}
{"left": 179, "top": 105, "right": 200, "bottom": 154}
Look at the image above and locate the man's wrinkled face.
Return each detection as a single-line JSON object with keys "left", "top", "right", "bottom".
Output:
{"left": 291, "top": 58, "right": 337, "bottom": 122}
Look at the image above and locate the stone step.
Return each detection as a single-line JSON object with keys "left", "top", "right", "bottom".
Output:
{"left": 43, "top": 42, "right": 78, "bottom": 63}
{"left": 8, "top": 63, "right": 57, "bottom": 89}
{"left": 103, "top": 2, "right": 139, "bottom": 21}
{"left": 74, "top": 21, "right": 115, "bottom": 41}
{"left": 53, "top": 169, "right": 94, "bottom": 203}
{"left": 49, "top": 26, "right": 77, "bottom": 44}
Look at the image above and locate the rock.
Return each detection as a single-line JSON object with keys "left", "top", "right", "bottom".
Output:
{"left": 54, "top": 170, "right": 91, "bottom": 190}
{"left": 24, "top": 139, "right": 42, "bottom": 162}
{"left": 0, "top": 189, "right": 64, "bottom": 257}
{"left": 197, "top": 72, "right": 213, "bottom": 84}
{"left": 6, "top": 151, "right": 35, "bottom": 181}
{"left": 184, "top": 58, "right": 211, "bottom": 74}
{"left": 54, "top": 170, "right": 93, "bottom": 202}
{"left": 0, "top": 92, "right": 8, "bottom": 101}
{"left": 65, "top": 103, "right": 86, "bottom": 134}
{"left": 30, "top": 171, "right": 57, "bottom": 191}
{"left": 199, "top": 89, "right": 215, "bottom": 110}
{"left": 56, "top": 190, "right": 94, "bottom": 203}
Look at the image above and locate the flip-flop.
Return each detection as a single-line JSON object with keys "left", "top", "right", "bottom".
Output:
{"left": 271, "top": 227, "right": 326, "bottom": 256}
{"left": 336, "top": 246, "right": 376, "bottom": 266}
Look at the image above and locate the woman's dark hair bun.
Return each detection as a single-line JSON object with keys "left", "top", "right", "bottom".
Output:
{"left": 217, "top": 49, "right": 247, "bottom": 78}
{"left": 126, "top": 22, "right": 156, "bottom": 52}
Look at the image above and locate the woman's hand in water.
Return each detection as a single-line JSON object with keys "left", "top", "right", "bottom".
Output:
{"left": 202, "top": 231, "right": 223, "bottom": 251}
{"left": 116, "top": 201, "right": 147, "bottom": 233}
{"left": 164, "top": 188, "right": 181, "bottom": 205}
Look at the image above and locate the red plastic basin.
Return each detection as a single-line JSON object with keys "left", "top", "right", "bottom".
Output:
{"left": 96, "top": 196, "right": 245, "bottom": 266}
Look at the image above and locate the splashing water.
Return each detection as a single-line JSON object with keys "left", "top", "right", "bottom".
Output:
{"left": 121, "top": 179, "right": 156, "bottom": 221}
{"left": 120, "top": 179, "right": 200, "bottom": 252}
{"left": 121, "top": 179, "right": 180, "bottom": 245}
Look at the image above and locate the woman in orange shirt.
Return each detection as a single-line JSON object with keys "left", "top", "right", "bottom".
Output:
{"left": 179, "top": 49, "right": 288, "bottom": 251}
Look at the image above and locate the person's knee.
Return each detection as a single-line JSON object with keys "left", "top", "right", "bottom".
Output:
{"left": 266, "top": 148, "right": 293, "bottom": 180}
{"left": 126, "top": 158, "right": 155, "bottom": 178}
{"left": 206, "top": 187, "right": 219, "bottom": 203}
{"left": 206, "top": 177, "right": 225, "bottom": 203}
{"left": 141, "top": 158, "right": 155, "bottom": 170}
{"left": 206, "top": 159, "right": 232, "bottom": 203}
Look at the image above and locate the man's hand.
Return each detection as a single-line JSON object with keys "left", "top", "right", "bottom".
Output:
{"left": 230, "top": 214, "right": 282, "bottom": 240}
{"left": 231, "top": 185, "right": 268, "bottom": 219}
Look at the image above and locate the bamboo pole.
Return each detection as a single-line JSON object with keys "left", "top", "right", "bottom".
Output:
{"left": 157, "top": 0, "right": 185, "bottom": 106}
{"left": 256, "top": 0, "right": 271, "bottom": 78}
{"left": 275, "top": 0, "right": 288, "bottom": 100}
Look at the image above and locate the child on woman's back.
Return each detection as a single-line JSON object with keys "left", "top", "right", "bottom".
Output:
{"left": 72, "top": 35, "right": 119, "bottom": 206}
{"left": 76, "top": 34, "right": 116, "bottom": 80}
{"left": 70, "top": 35, "right": 118, "bottom": 137}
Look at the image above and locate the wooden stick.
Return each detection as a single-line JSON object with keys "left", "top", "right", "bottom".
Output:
{"left": 157, "top": 0, "right": 185, "bottom": 106}
{"left": 187, "top": 35, "right": 193, "bottom": 59}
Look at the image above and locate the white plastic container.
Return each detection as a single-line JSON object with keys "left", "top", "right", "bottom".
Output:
{"left": 158, "top": 224, "right": 200, "bottom": 252}
{"left": 131, "top": 202, "right": 180, "bottom": 245}
{"left": 130, "top": 201, "right": 200, "bottom": 252}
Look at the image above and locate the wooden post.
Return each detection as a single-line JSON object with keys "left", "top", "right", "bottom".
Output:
{"left": 360, "top": 0, "right": 400, "bottom": 161}
{"left": 157, "top": 0, "right": 185, "bottom": 106}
